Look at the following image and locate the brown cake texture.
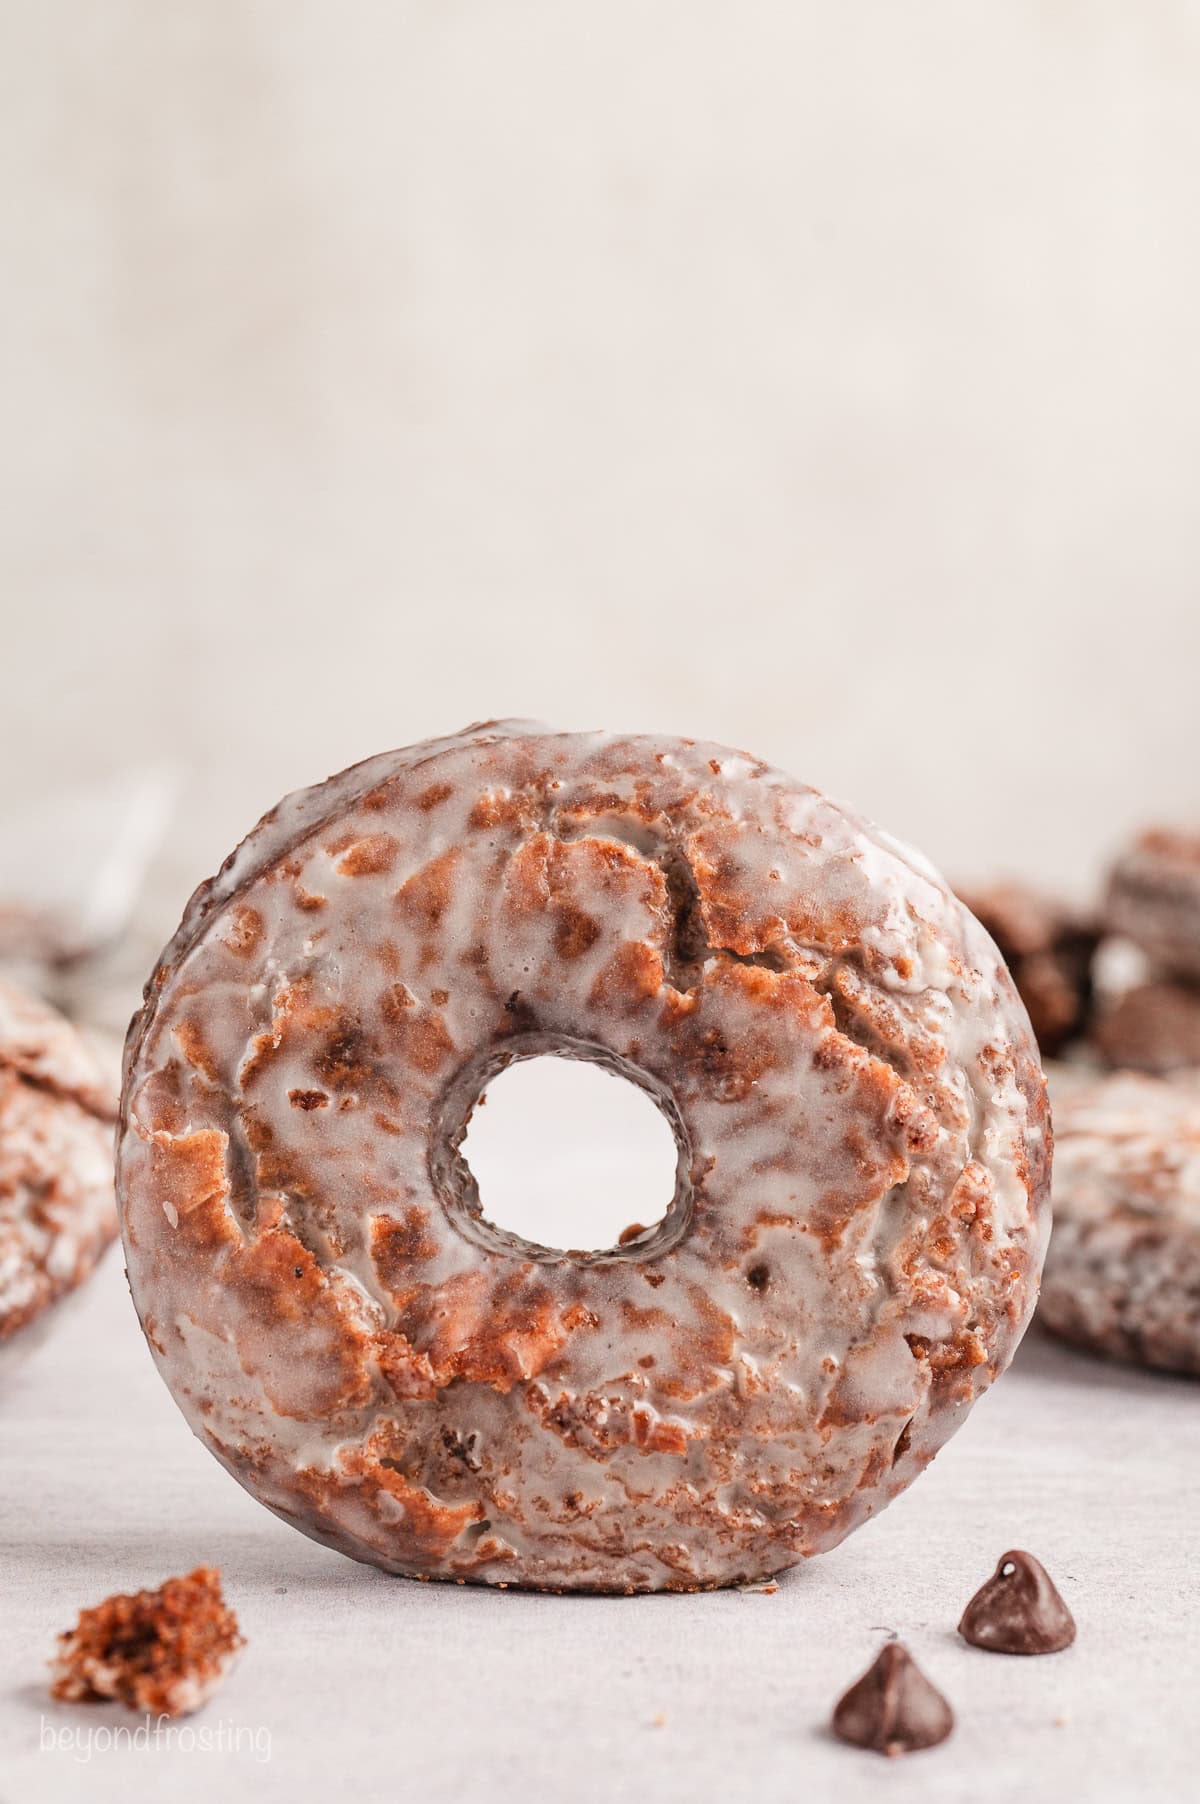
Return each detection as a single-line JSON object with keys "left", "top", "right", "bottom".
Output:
{"left": 955, "top": 881, "right": 1097, "bottom": 1057}
{"left": 1104, "top": 827, "right": 1200, "bottom": 980}
{"left": 1092, "top": 829, "right": 1200, "bottom": 1074}
{"left": 1040, "top": 1071, "right": 1200, "bottom": 1374}
{"left": 0, "top": 978, "right": 117, "bottom": 1361}
{"left": 1091, "top": 978, "right": 1200, "bottom": 1075}
{"left": 118, "top": 723, "right": 1050, "bottom": 1592}
{"left": 51, "top": 1568, "right": 243, "bottom": 1716}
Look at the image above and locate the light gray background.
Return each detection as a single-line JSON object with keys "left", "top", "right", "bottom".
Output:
{"left": 3, "top": 3, "right": 1200, "bottom": 913}
{"left": 3, "top": 6, "right": 1200, "bottom": 1801}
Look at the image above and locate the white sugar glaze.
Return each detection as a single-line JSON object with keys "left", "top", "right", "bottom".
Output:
{"left": 118, "top": 723, "right": 1050, "bottom": 1590}
{"left": 1041, "top": 1070, "right": 1200, "bottom": 1374}
{"left": 0, "top": 979, "right": 116, "bottom": 1366}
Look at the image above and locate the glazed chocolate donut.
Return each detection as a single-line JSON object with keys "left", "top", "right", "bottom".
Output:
{"left": 0, "top": 980, "right": 117, "bottom": 1364}
{"left": 118, "top": 723, "right": 1050, "bottom": 1592}
{"left": 1041, "top": 1071, "right": 1200, "bottom": 1375}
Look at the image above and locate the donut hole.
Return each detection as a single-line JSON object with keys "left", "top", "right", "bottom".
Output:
{"left": 457, "top": 1054, "right": 682, "bottom": 1256}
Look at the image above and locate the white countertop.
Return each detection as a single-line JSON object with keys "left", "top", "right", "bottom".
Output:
{"left": 3, "top": 1244, "right": 1197, "bottom": 1804}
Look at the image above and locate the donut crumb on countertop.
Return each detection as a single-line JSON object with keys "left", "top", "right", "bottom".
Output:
{"left": 50, "top": 1568, "right": 243, "bottom": 1717}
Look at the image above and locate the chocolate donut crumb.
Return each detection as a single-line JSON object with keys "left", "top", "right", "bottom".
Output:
{"left": 50, "top": 1568, "right": 243, "bottom": 1717}
{"left": 958, "top": 1549, "right": 1076, "bottom": 1655}
{"left": 831, "top": 1642, "right": 953, "bottom": 1756}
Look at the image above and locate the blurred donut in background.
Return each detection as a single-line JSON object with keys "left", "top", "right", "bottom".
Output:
{"left": 0, "top": 980, "right": 117, "bottom": 1371}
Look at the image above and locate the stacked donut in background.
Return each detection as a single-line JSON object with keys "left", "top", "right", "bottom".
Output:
{"left": 953, "top": 883, "right": 1098, "bottom": 1061}
{"left": 963, "top": 825, "right": 1200, "bottom": 1076}
{"left": 963, "top": 829, "right": 1200, "bottom": 1377}
{"left": 1096, "top": 830, "right": 1200, "bottom": 1072}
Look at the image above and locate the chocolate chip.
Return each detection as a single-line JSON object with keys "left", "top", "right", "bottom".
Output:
{"left": 958, "top": 1549, "right": 1076, "bottom": 1655}
{"left": 831, "top": 1642, "right": 953, "bottom": 1757}
{"left": 746, "top": 1263, "right": 770, "bottom": 1291}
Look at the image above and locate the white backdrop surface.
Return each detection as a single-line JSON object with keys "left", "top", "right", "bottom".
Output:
{"left": 3, "top": 4, "right": 1200, "bottom": 925}
{"left": 3, "top": 8, "right": 1200, "bottom": 1802}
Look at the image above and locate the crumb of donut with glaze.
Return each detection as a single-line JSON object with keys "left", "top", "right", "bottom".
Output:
{"left": 51, "top": 1568, "right": 243, "bottom": 1717}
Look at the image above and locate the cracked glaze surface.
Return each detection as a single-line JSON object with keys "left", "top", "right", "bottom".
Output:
{"left": 118, "top": 723, "right": 1050, "bottom": 1591}
{"left": 0, "top": 980, "right": 117, "bottom": 1360}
